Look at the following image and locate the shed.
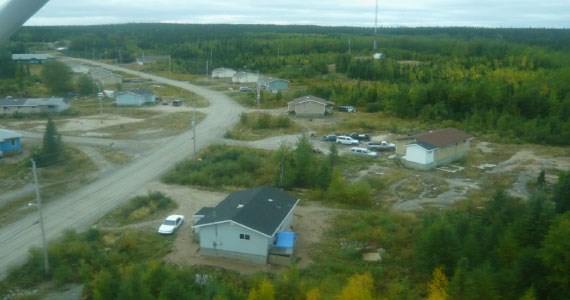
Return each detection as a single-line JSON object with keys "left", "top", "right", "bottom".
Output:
{"left": 400, "top": 128, "right": 473, "bottom": 169}
{"left": 0, "top": 129, "right": 23, "bottom": 157}
{"left": 192, "top": 186, "right": 299, "bottom": 264}
{"left": 115, "top": 87, "right": 156, "bottom": 106}
{"left": 287, "top": 95, "right": 334, "bottom": 117}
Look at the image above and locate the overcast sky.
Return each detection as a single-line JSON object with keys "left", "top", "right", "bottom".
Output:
{"left": 2, "top": 0, "right": 569, "bottom": 28}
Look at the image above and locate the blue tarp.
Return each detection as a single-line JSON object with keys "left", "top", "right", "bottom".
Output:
{"left": 275, "top": 231, "right": 296, "bottom": 248}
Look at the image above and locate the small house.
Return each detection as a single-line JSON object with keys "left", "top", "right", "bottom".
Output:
{"left": 287, "top": 95, "right": 334, "bottom": 117}
{"left": 212, "top": 67, "right": 237, "bottom": 79}
{"left": 259, "top": 77, "right": 289, "bottom": 93}
{"left": 0, "top": 97, "right": 69, "bottom": 115}
{"left": 11, "top": 54, "right": 54, "bottom": 64}
{"left": 115, "top": 88, "right": 156, "bottom": 106}
{"left": 398, "top": 128, "right": 473, "bottom": 170}
{"left": 0, "top": 129, "right": 23, "bottom": 157}
{"left": 192, "top": 186, "right": 299, "bottom": 264}
{"left": 232, "top": 71, "right": 259, "bottom": 84}
{"left": 90, "top": 68, "right": 122, "bottom": 86}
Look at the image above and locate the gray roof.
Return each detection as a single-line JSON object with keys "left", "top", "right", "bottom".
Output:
{"left": 12, "top": 54, "right": 54, "bottom": 60}
{"left": 0, "top": 97, "right": 65, "bottom": 107}
{"left": 289, "top": 95, "right": 334, "bottom": 105}
{"left": 130, "top": 87, "right": 154, "bottom": 96}
{"left": 0, "top": 129, "right": 22, "bottom": 141}
{"left": 413, "top": 128, "right": 472, "bottom": 148}
{"left": 409, "top": 141, "right": 437, "bottom": 150}
{"left": 193, "top": 186, "right": 299, "bottom": 237}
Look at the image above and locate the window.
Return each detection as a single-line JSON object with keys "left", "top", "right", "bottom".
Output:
{"left": 10, "top": 139, "right": 16, "bottom": 146}
{"left": 239, "top": 233, "right": 250, "bottom": 240}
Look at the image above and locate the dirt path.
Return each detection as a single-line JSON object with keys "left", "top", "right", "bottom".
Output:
{"left": 0, "top": 61, "right": 246, "bottom": 279}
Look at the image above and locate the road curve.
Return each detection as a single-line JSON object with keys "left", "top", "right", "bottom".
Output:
{"left": 0, "top": 59, "right": 245, "bottom": 279}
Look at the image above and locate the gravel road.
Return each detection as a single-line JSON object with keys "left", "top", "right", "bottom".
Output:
{"left": 0, "top": 59, "right": 245, "bottom": 279}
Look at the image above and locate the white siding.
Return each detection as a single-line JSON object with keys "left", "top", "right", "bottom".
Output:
{"left": 199, "top": 222, "right": 270, "bottom": 259}
{"left": 116, "top": 93, "right": 144, "bottom": 106}
{"left": 404, "top": 144, "right": 434, "bottom": 165}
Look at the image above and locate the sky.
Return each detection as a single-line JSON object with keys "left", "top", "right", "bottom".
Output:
{"left": 2, "top": 0, "right": 569, "bottom": 28}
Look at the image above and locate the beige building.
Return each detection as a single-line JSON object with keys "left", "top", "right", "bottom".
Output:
{"left": 287, "top": 95, "right": 334, "bottom": 117}
{"left": 1, "top": 97, "right": 69, "bottom": 115}
{"left": 397, "top": 128, "right": 473, "bottom": 170}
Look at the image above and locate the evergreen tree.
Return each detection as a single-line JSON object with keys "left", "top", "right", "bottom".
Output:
{"left": 427, "top": 266, "right": 449, "bottom": 300}
{"left": 76, "top": 74, "right": 97, "bottom": 96}
{"left": 34, "top": 118, "right": 65, "bottom": 167}
{"left": 552, "top": 171, "right": 570, "bottom": 213}
{"left": 41, "top": 60, "right": 73, "bottom": 95}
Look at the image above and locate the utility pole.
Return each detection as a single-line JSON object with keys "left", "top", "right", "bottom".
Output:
{"left": 205, "top": 60, "right": 209, "bottom": 78}
{"left": 168, "top": 55, "right": 172, "bottom": 75}
{"left": 256, "top": 71, "right": 261, "bottom": 111}
{"left": 31, "top": 159, "right": 49, "bottom": 275}
{"left": 374, "top": 0, "right": 378, "bottom": 51}
{"left": 192, "top": 102, "right": 197, "bottom": 158}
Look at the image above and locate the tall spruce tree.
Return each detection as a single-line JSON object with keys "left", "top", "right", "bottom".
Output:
{"left": 34, "top": 118, "right": 64, "bottom": 167}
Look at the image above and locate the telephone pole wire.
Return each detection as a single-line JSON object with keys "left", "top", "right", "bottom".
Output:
{"left": 31, "top": 159, "right": 49, "bottom": 275}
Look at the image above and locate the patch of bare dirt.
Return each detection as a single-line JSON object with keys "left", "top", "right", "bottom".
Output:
{"left": 130, "top": 182, "right": 339, "bottom": 274}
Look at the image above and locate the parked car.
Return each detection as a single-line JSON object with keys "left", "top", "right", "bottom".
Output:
{"left": 338, "top": 105, "right": 356, "bottom": 112}
{"left": 367, "top": 141, "right": 396, "bottom": 151}
{"left": 322, "top": 134, "right": 337, "bottom": 142}
{"left": 336, "top": 136, "right": 360, "bottom": 145}
{"left": 172, "top": 99, "right": 182, "bottom": 106}
{"left": 350, "top": 147, "right": 378, "bottom": 157}
{"left": 158, "top": 215, "right": 184, "bottom": 234}
{"left": 349, "top": 133, "right": 370, "bottom": 141}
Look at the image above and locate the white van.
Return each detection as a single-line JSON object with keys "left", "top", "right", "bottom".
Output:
{"left": 350, "top": 147, "right": 378, "bottom": 157}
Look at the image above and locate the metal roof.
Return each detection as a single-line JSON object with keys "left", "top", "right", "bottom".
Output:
{"left": 193, "top": 186, "right": 299, "bottom": 237}
{"left": 413, "top": 128, "right": 472, "bottom": 148}
{"left": 0, "top": 128, "right": 22, "bottom": 141}
{"left": 289, "top": 95, "right": 334, "bottom": 105}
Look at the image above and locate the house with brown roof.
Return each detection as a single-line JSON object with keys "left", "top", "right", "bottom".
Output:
{"left": 287, "top": 95, "right": 334, "bottom": 117}
{"left": 396, "top": 128, "right": 473, "bottom": 170}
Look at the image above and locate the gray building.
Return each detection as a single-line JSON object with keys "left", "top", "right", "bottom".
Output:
{"left": 0, "top": 97, "right": 69, "bottom": 115}
{"left": 115, "top": 87, "right": 156, "bottom": 106}
{"left": 11, "top": 53, "right": 54, "bottom": 64}
{"left": 90, "top": 68, "right": 122, "bottom": 86}
{"left": 259, "top": 77, "right": 289, "bottom": 93}
{"left": 192, "top": 186, "right": 299, "bottom": 264}
{"left": 212, "top": 67, "right": 237, "bottom": 79}
{"left": 287, "top": 95, "right": 334, "bottom": 117}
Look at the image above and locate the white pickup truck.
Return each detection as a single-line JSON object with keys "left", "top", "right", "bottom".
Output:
{"left": 366, "top": 141, "right": 396, "bottom": 151}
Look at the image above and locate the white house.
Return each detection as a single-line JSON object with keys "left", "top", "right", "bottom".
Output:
{"left": 212, "top": 67, "right": 237, "bottom": 79}
{"left": 192, "top": 186, "right": 299, "bottom": 264}
{"left": 232, "top": 71, "right": 260, "bottom": 84}
{"left": 90, "top": 68, "right": 122, "bottom": 86}
{"left": 398, "top": 128, "right": 473, "bottom": 170}
{"left": 115, "top": 88, "right": 156, "bottom": 106}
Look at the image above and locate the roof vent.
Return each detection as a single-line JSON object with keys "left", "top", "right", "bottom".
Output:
{"left": 237, "top": 204, "right": 244, "bottom": 208}
{"left": 268, "top": 198, "right": 274, "bottom": 202}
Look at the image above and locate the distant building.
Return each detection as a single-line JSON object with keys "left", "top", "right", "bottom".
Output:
{"left": 90, "top": 68, "right": 122, "bottom": 86}
{"left": 0, "top": 128, "right": 23, "bottom": 157}
{"left": 396, "top": 128, "right": 473, "bottom": 170}
{"left": 0, "top": 97, "right": 69, "bottom": 115}
{"left": 259, "top": 77, "right": 289, "bottom": 93}
{"left": 212, "top": 67, "right": 237, "bottom": 79}
{"left": 115, "top": 87, "right": 156, "bottom": 106}
{"left": 64, "top": 61, "right": 90, "bottom": 74}
{"left": 287, "top": 95, "right": 334, "bottom": 117}
{"left": 232, "top": 71, "right": 259, "bottom": 84}
{"left": 11, "top": 54, "right": 54, "bottom": 64}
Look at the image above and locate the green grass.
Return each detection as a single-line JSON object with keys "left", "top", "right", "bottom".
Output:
{"left": 224, "top": 112, "right": 301, "bottom": 141}
{"left": 98, "top": 191, "right": 177, "bottom": 226}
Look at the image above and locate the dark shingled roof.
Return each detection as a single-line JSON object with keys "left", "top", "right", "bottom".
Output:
{"left": 413, "top": 128, "right": 472, "bottom": 148}
{"left": 410, "top": 141, "right": 437, "bottom": 150}
{"left": 193, "top": 186, "right": 299, "bottom": 237}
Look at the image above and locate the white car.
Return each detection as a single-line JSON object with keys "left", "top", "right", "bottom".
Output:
{"left": 158, "top": 215, "right": 184, "bottom": 234}
{"left": 350, "top": 147, "right": 378, "bottom": 157}
{"left": 336, "top": 136, "right": 359, "bottom": 145}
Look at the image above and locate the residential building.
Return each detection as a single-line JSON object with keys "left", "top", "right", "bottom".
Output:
{"left": 11, "top": 53, "right": 54, "bottom": 64}
{"left": 0, "top": 97, "right": 69, "bottom": 115}
{"left": 192, "top": 186, "right": 299, "bottom": 264}
{"left": 259, "top": 77, "right": 289, "bottom": 93}
{"left": 212, "top": 67, "right": 237, "bottom": 79}
{"left": 287, "top": 95, "right": 334, "bottom": 117}
{"left": 115, "top": 87, "right": 156, "bottom": 106}
{"left": 90, "top": 68, "right": 122, "bottom": 86}
{"left": 0, "top": 128, "right": 22, "bottom": 157}
{"left": 397, "top": 128, "right": 473, "bottom": 169}
{"left": 232, "top": 71, "right": 259, "bottom": 84}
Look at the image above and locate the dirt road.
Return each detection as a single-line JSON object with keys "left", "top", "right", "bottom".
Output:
{"left": 0, "top": 60, "right": 245, "bottom": 279}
